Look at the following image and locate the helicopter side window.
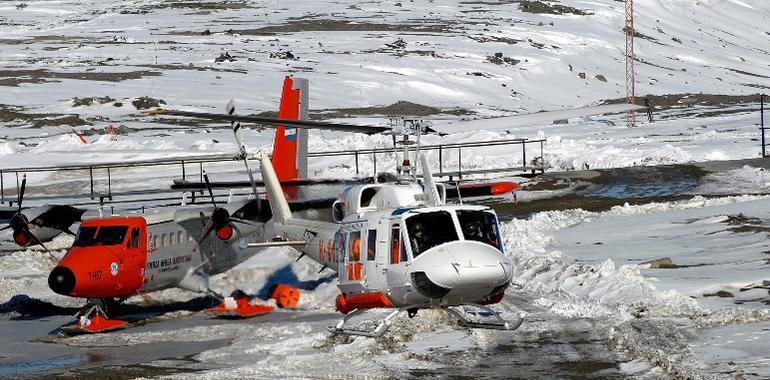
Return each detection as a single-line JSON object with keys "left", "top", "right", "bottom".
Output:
{"left": 360, "top": 187, "right": 378, "bottom": 208}
{"left": 348, "top": 231, "right": 361, "bottom": 262}
{"left": 406, "top": 211, "right": 459, "bottom": 257}
{"left": 390, "top": 226, "right": 401, "bottom": 264}
{"left": 366, "top": 229, "right": 377, "bottom": 261}
{"left": 457, "top": 210, "right": 503, "bottom": 251}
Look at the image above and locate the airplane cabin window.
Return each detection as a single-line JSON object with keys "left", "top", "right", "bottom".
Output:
{"left": 177, "top": 231, "right": 184, "bottom": 245}
{"left": 406, "top": 211, "right": 459, "bottom": 257}
{"left": 161, "top": 233, "right": 167, "bottom": 247}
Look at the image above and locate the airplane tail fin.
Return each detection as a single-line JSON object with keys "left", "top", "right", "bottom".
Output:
{"left": 272, "top": 76, "right": 309, "bottom": 181}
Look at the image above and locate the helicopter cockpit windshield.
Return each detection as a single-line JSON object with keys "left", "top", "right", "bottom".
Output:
{"left": 406, "top": 211, "right": 458, "bottom": 257}
{"left": 406, "top": 209, "right": 503, "bottom": 257}
{"left": 456, "top": 210, "right": 503, "bottom": 251}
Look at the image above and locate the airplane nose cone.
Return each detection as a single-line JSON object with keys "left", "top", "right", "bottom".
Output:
{"left": 48, "top": 266, "right": 76, "bottom": 295}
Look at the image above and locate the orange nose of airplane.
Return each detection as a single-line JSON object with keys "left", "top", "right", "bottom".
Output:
{"left": 48, "top": 266, "right": 76, "bottom": 295}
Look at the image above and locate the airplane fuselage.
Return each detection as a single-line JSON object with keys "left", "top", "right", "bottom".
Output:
{"left": 48, "top": 200, "right": 266, "bottom": 300}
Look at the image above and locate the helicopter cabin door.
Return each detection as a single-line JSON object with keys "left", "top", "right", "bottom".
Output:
{"left": 342, "top": 229, "right": 363, "bottom": 284}
{"left": 385, "top": 221, "right": 409, "bottom": 290}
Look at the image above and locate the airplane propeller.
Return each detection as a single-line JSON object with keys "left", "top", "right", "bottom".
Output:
{"left": 191, "top": 171, "right": 234, "bottom": 253}
{"left": 0, "top": 175, "right": 50, "bottom": 251}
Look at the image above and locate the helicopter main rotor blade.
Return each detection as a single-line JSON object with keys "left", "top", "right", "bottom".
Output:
{"left": 429, "top": 103, "right": 647, "bottom": 135}
{"left": 146, "top": 108, "right": 389, "bottom": 135}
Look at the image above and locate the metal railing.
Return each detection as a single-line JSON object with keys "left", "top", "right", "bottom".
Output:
{"left": 309, "top": 138, "right": 545, "bottom": 180}
{"left": 0, "top": 138, "right": 545, "bottom": 207}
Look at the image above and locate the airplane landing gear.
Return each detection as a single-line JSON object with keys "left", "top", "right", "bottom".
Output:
{"left": 204, "top": 289, "right": 274, "bottom": 319}
{"left": 205, "top": 295, "right": 274, "bottom": 318}
{"left": 61, "top": 301, "right": 129, "bottom": 334}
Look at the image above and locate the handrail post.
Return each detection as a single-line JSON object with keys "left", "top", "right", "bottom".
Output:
{"left": 355, "top": 150, "right": 359, "bottom": 175}
{"left": 759, "top": 94, "right": 767, "bottom": 158}
{"left": 458, "top": 148, "right": 462, "bottom": 180}
{"left": 540, "top": 140, "right": 545, "bottom": 173}
{"left": 762, "top": 94, "right": 766, "bottom": 158}
{"left": 89, "top": 166, "right": 94, "bottom": 199}
{"left": 107, "top": 167, "right": 112, "bottom": 201}
{"left": 182, "top": 160, "right": 186, "bottom": 180}
{"left": 372, "top": 153, "right": 377, "bottom": 176}
{"left": 522, "top": 140, "right": 527, "bottom": 168}
{"left": 0, "top": 170, "right": 4, "bottom": 202}
{"left": 439, "top": 145, "right": 443, "bottom": 173}
{"left": 15, "top": 172, "right": 19, "bottom": 204}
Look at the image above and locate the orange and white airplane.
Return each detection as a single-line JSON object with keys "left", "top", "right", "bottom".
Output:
{"left": 43, "top": 76, "right": 310, "bottom": 333}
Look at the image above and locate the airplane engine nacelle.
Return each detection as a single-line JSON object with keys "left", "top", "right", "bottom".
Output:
{"left": 215, "top": 224, "right": 234, "bottom": 240}
{"left": 13, "top": 230, "right": 30, "bottom": 246}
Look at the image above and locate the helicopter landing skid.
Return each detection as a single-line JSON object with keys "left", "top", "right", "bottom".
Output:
{"left": 327, "top": 308, "right": 403, "bottom": 338}
{"left": 447, "top": 304, "right": 524, "bottom": 331}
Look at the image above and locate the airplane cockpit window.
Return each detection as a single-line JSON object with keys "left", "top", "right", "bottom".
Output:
{"left": 406, "top": 211, "right": 459, "bottom": 258}
{"left": 73, "top": 226, "right": 129, "bottom": 247}
{"left": 127, "top": 228, "right": 140, "bottom": 248}
{"left": 457, "top": 210, "right": 502, "bottom": 251}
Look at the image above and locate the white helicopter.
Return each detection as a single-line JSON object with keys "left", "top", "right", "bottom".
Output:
{"left": 156, "top": 84, "right": 644, "bottom": 336}
{"left": 257, "top": 149, "right": 520, "bottom": 336}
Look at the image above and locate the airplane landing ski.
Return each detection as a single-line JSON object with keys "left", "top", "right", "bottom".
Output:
{"left": 61, "top": 304, "right": 130, "bottom": 335}
{"left": 205, "top": 296, "right": 274, "bottom": 319}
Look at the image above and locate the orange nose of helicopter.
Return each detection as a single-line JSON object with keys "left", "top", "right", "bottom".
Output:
{"left": 409, "top": 241, "right": 512, "bottom": 301}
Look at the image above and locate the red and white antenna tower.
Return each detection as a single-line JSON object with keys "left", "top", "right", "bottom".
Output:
{"left": 625, "top": 0, "right": 636, "bottom": 127}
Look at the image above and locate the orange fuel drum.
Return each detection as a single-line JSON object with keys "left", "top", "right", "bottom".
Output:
{"left": 269, "top": 283, "right": 300, "bottom": 309}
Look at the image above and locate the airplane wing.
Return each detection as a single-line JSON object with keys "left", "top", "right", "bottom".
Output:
{"left": 147, "top": 109, "right": 389, "bottom": 135}
{"left": 428, "top": 103, "right": 646, "bottom": 135}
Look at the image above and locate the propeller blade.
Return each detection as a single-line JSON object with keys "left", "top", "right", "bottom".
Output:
{"left": 17, "top": 174, "right": 26, "bottom": 212}
{"left": 26, "top": 228, "right": 50, "bottom": 253}
{"left": 202, "top": 171, "right": 217, "bottom": 206}
{"left": 192, "top": 217, "right": 215, "bottom": 253}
